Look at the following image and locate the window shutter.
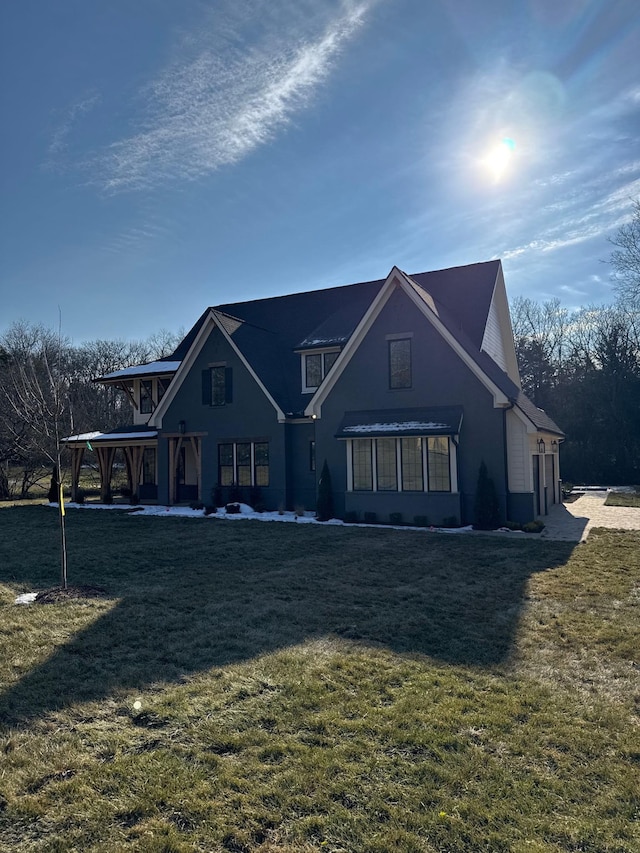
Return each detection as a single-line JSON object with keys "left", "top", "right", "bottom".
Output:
{"left": 225, "top": 367, "right": 233, "bottom": 404}
{"left": 202, "top": 369, "right": 212, "bottom": 405}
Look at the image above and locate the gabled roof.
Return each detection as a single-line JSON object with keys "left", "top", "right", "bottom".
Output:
{"left": 145, "top": 259, "right": 562, "bottom": 435}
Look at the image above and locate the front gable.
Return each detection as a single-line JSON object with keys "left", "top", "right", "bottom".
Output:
{"left": 305, "top": 267, "right": 511, "bottom": 419}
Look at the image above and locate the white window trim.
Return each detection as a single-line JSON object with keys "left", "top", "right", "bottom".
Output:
{"left": 301, "top": 347, "right": 341, "bottom": 394}
{"left": 347, "top": 436, "right": 457, "bottom": 493}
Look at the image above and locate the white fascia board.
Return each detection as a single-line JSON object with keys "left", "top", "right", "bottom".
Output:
{"left": 401, "top": 273, "right": 510, "bottom": 407}
{"left": 482, "top": 264, "right": 521, "bottom": 387}
{"left": 150, "top": 309, "right": 285, "bottom": 427}
{"left": 304, "top": 268, "right": 402, "bottom": 417}
{"left": 211, "top": 310, "right": 286, "bottom": 422}
{"left": 306, "top": 266, "right": 510, "bottom": 418}
{"left": 150, "top": 311, "right": 217, "bottom": 427}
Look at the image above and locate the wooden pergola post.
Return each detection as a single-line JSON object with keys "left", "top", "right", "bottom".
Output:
{"left": 70, "top": 445, "right": 85, "bottom": 502}
{"left": 95, "top": 446, "right": 116, "bottom": 503}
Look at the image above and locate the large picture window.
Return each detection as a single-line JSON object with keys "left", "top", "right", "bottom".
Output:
{"left": 350, "top": 436, "right": 452, "bottom": 492}
{"left": 202, "top": 366, "right": 232, "bottom": 406}
{"left": 389, "top": 339, "right": 411, "bottom": 389}
{"left": 218, "top": 441, "right": 269, "bottom": 487}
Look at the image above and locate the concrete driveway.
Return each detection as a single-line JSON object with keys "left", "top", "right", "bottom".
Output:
{"left": 540, "top": 491, "right": 640, "bottom": 542}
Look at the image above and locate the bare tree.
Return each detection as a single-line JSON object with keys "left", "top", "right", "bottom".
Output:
{"left": 609, "top": 198, "right": 640, "bottom": 310}
{"left": 0, "top": 320, "right": 72, "bottom": 587}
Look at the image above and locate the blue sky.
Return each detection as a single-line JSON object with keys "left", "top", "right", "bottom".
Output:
{"left": 1, "top": 0, "right": 638, "bottom": 343}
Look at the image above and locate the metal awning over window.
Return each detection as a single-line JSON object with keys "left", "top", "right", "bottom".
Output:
{"left": 335, "top": 407, "right": 463, "bottom": 439}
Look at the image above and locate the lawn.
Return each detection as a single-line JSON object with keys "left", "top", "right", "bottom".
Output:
{"left": 0, "top": 508, "right": 638, "bottom": 852}
{"left": 605, "top": 490, "right": 640, "bottom": 508}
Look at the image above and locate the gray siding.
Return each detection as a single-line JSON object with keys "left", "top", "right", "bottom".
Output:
{"left": 159, "top": 326, "right": 287, "bottom": 509}
{"left": 315, "top": 287, "right": 509, "bottom": 525}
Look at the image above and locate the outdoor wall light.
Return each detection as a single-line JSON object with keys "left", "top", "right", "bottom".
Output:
{"left": 537, "top": 438, "right": 546, "bottom": 454}
{"left": 551, "top": 440, "right": 558, "bottom": 452}
{"left": 178, "top": 420, "right": 186, "bottom": 435}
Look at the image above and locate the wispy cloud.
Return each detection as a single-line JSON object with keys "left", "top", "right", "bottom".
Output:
{"left": 93, "top": 0, "right": 375, "bottom": 193}
{"left": 46, "top": 93, "right": 101, "bottom": 165}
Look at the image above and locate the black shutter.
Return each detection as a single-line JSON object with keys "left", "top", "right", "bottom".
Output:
{"left": 202, "top": 369, "right": 211, "bottom": 405}
{"left": 225, "top": 367, "right": 233, "bottom": 404}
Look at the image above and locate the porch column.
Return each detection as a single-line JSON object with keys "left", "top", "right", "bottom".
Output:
{"left": 95, "top": 446, "right": 116, "bottom": 503}
{"left": 70, "top": 445, "right": 85, "bottom": 502}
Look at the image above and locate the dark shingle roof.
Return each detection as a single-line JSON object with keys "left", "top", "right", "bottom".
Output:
{"left": 166, "top": 261, "right": 562, "bottom": 433}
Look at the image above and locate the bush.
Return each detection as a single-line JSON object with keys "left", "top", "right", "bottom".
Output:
{"left": 211, "top": 484, "right": 223, "bottom": 508}
{"left": 190, "top": 501, "right": 205, "bottom": 510}
{"left": 225, "top": 502, "right": 241, "bottom": 514}
{"left": 364, "top": 511, "right": 377, "bottom": 524}
{"left": 343, "top": 511, "right": 359, "bottom": 523}
{"left": 441, "top": 516, "right": 459, "bottom": 528}
{"left": 129, "top": 493, "right": 140, "bottom": 506}
{"left": 47, "top": 467, "right": 59, "bottom": 504}
{"left": 204, "top": 505, "right": 217, "bottom": 516}
{"left": 75, "top": 489, "right": 86, "bottom": 505}
{"left": 503, "top": 520, "right": 522, "bottom": 531}
{"left": 473, "top": 461, "right": 500, "bottom": 530}
{"left": 389, "top": 512, "right": 403, "bottom": 525}
{"left": 228, "top": 482, "right": 242, "bottom": 503}
{"left": 316, "top": 461, "right": 334, "bottom": 521}
{"left": 523, "top": 519, "right": 545, "bottom": 533}
{"left": 103, "top": 491, "right": 113, "bottom": 505}
{"left": 414, "top": 515, "right": 429, "bottom": 527}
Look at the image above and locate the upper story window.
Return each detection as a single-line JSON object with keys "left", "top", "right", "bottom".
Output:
{"left": 302, "top": 349, "right": 340, "bottom": 393}
{"left": 140, "top": 380, "right": 153, "bottom": 414}
{"left": 389, "top": 338, "right": 411, "bottom": 389}
{"left": 202, "top": 365, "right": 233, "bottom": 407}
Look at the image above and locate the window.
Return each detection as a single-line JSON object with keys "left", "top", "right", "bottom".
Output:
{"left": 302, "top": 349, "right": 340, "bottom": 392}
{"left": 401, "top": 437, "right": 423, "bottom": 491}
{"left": 427, "top": 436, "right": 451, "bottom": 492}
{"left": 142, "top": 448, "right": 156, "bottom": 485}
{"left": 157, "top": 377, "right": 170, "bottom": 403}
{"left": 140, "top": 380, "right": 153, "bottom": 414}
{"left": 350, "top": 436, "right": 451, "bottom": 492}
{"left": 218, "top": 442, "right": 270, "bottom": 487}
{"left": 389, "top": 339, "right": 411, "bottom": 389}
{"left": 202, "top": 366, "right": 232, "bottom": 406}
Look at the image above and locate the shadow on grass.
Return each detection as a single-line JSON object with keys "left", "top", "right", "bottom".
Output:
{"left": 0, "top": 507, "right": 575, "bottom": 724}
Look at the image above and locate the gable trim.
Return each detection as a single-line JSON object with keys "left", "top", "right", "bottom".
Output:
{"left": 305, "top": 267, "right": 510, "bottom": 418}
{"left": 150, "top": 310, "right": 285, "bottom": 427}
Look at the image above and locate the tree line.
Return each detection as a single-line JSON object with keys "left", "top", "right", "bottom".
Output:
{"left": 1, "top": 204, "right": 638, "bottom": 496}
{"left": 0, "top": 325, "right": 182, "bottom": 499}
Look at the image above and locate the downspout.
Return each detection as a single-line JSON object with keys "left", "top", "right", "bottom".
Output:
{"left": 502, "top": 400, "right": 515, "bottom": 522}
{"left": 451, "top": 434, "right": 461, "bottom": 522}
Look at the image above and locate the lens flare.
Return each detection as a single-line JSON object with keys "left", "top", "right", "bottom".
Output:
{"left": 483, "top": 137, "right": 516, "bottom": 181}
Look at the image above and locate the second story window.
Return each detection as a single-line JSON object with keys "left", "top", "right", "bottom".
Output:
{"left": 302, "top": 349, "right": 340, "bottom": 393}
{"left": 202, "top": 365, "right": 233, "bottom": 407}
{"left": 140, "top": 380, "right": 153, "bottom": 414}
{"left": 389, "top": 338, "right": 411, "bottom": 389}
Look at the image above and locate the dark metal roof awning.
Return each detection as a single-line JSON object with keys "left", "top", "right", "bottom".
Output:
{"left": 335, "top": 407, "right": 463, "bottom": 439}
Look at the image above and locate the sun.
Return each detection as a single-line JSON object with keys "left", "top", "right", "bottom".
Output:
{"left": 482, "top": 137, "right": 516, "bottom": 181}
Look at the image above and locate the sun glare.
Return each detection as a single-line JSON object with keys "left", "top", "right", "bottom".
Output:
{"left": 483, "top": 137, "right": 516, "bottom": 181}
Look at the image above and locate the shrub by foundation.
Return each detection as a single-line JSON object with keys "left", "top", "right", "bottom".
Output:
{"left": 343, "top": 511, "right": 359, "bottom": 523}
{"left": 414, "top": 515, "right": 429, "bottom": 527}
{"left": 389, "top": 512, "right": 403, "bottom": 525}
{"left": 364, "top": 511, "right": 377, "bottom": 524}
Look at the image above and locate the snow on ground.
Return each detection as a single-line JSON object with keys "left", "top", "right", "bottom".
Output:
{"left": 14, "top": 592, "right": 38, "bottom": 605}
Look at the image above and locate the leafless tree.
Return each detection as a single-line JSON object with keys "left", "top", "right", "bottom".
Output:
{"left": 609, "top": 198, "right": 640, "bottom": 311}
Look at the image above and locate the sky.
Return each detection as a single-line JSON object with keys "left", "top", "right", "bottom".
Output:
{"left": 1, "top": 0, "right": 639, "bottom": 345}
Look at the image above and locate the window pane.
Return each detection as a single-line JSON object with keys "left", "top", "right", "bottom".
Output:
{"left": 140, "top": 380, "right": 153, "bottom": 414}
{"left": 389, "top": 339, "right": 411, "bottom": 389}
{"left": 323, "top": 351, "right": 339, "bottom": 374}
{"left": 211, "top": 366, "right": 226, "bottom": 406}
{"left": 376, "top": 438, "right": 397, "bottom": 491}
{"left": 401, "top": 438, "right": 423, "bottom": 491}
{"left": 157, "top": 377, "right": 170, "bottom": 402}
{"left": 142, "top": 448, "right": 156, "bottom": 485}
{"left": 427, "top": 436, "right": 450, "bottom": 491}
{"left": 352, "top": 439, "right": 372, "bottom": 491}
{"left": 305, "top": 354, "right": 322, "bottom": 388}
{"left": 218, "top": 444, "right": 233, "bottom": 486}
{"left": 237, "top": 442, "right": 251, "bottom": 486}
{"left": 254, "top": 442, "right": 269, "bottom": 486}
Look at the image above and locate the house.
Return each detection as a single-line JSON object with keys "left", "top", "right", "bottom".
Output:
{"left": 63, "top": 261, "right": 564, "bottom": 525}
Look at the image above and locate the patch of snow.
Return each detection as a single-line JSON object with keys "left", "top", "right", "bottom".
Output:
{"left": 62, "top": 431, "right": 103, "bottom": 442}
{"left": 15, "top": 592, "right": 38, "bottom": 605}
{"left": 343, "top": 421, "right": 449, "bottom": 433}
{"left": 99, "top": 361, "right": 181, "bottom": 380}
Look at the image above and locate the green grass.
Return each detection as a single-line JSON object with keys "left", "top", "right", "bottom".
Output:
{"left": 605, "top": 490, "right": 640, "bottom": 508}
{"left": 0, "top": 508, "right": 638, "bottom": 852}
